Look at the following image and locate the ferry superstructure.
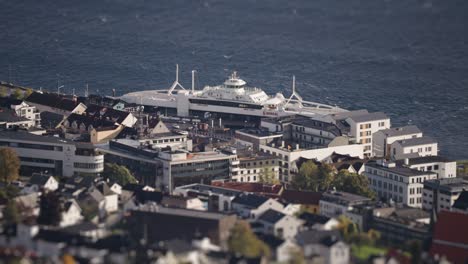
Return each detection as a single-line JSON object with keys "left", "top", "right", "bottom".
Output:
{"left": 120, "top": 65, "right": 347, "bottom": 119}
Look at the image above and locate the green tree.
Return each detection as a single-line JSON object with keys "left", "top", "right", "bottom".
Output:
{"left": 3, "top": 200, "right": 20, "bottom": 225}
{"left": 24, "top": 88, "right": 33, "bottom": 98}
{"left": 0, "top": 185, "right": 20, "bottom": 204}
{"left": 291, "top": 161, "right": 334, "bottom": 191}
{"left": 0, "top": 86, "right": 8, "bottom": 97}
{"left": 336, "top": 215, "right": 359, "bottom": 241}
{"left": 332, "top": 170, "right": 376, "bottom": 199}
{"left": 11, "top": 88, "right": 23, "bottom": 99}
{"left": 228, "top": 221, "right": 270, "bottom": 258}
{"left": 102, "top": 163, "right": 137, "bottom": 186}
{"left": 37, "top": 192, "right": 63, "bottom": 226}
{"left": 258, "top": 166, "right": 280, "bottom": 184}
{"left": 0, "top": 148, "right": 21, "bottom": 184}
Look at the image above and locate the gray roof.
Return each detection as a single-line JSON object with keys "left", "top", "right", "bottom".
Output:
{"left": 329, "top": 109, "right": 369, "bottom": 121}
{"left": 396, "top": 156, "right": 452, "bottom": 166}
{"left": 0, "top": 109, "right": 30, "bottom": 123}
{"left": 232, "top": 193, "right": 270, "bottom": 208}
{"left": 29, "top": 174, "right": 53, "bottom": 186}
{"left": 452, "top": 191, "right": 468, "bottom": 211}
{"left": 366, "top": 161, "right": 435, "bottom": 177}
{"left": 0, "top": 130, "right": 74, "bottom": 145}
{"left": 136, "top": 205, "right": 230, "bottom": 220}
{"left": 321, "top": 191, "right": 371, "bottom": 205}
{"left": 423, "top": 178, "right": 468, "bottom": 193}
{"left": 396, "top": 136, "right": 437, "bottom": 147}
{"left": 379, "top": 125, "right": 421, "bottom": 137}
{"left": 346, "top": 112, "right": 389, "bottom": 123}
{"left": 258, "top": 209, "right": 285, "bottom": 224}
{"left": 296, "top": 230, "right": 342, "bottom": 246}
{"left": 177, "top": 183, "right": 242, "bottom": 197}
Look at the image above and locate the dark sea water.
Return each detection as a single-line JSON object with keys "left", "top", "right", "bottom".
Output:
{"left": 1, "top": 0, "right": 467, "bottom": 159}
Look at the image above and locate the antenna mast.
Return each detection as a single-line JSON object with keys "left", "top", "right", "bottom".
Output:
{"left": 191, "top": 70, "right": 196, "bottom": 94}
{"left": 167, "top": 64, "right": 186, "bottom": 95}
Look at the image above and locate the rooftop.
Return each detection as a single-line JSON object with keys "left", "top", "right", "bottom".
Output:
{"left": 176, "top": 183, "right": 243, "bottom": 197}
{"left": 136, "top": 204, "right": 230, "bottom": 221}
{"left": 0, "top": 108, "right": 30, "bottom": 123}
{"left": 396, "top": 136, "right": 437, "bottom": 147}
{"left": 366, "top": 161, "right": 436, "bottom": 177}
{"left": 26, "top": 92, "right": 81, "bottom": 111}
{"left": 232, "top": 193, "right": 270, "bottom": 208}
{"left": 211, "top": 182, "right": 282, "bottom": 196}
{"left": 292, "top": 117, "right": 342, "bottom": 136}
{"left": 423, "top": 178, "right": 468, "bottom": 193}
{"left": 396, "top": 155, "right": 452, "bottom": 166}
{"left": 346, "top": 111, "right": 389, "bottom": 123}
{"left": 379, "top": 125, "right": 422, "bottom": 137}
{"left": 321, "top": 191, "right": 371, "bottom": 205}
{"left": 0, "top": 130, "right": 74, "bottom": 145}
{"left": 258, "top": 209, "right": 285, "bottom": 224}
{"left": 452, "top": 191, "right": 468, "bottom": 211}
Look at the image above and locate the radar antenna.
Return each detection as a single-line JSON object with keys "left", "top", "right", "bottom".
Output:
{"left": 285, "top": 75, "right": 303, "bottom": 107}
{"left": 167, "top": 64, "right": 186, "bottom": 95}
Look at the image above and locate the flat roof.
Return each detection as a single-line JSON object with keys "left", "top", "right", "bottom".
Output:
{"left": 424, "top": 178, "right": 468, "bottom": 192}
{"left": 379, "top": 125, "right": 422, "bottom": 137}
{"left": 136, "top": 205, "right": 231, "bottom": 220}
{"left": 396, "top": 136, "right": 437, "bottom": 147}
{"left": 0, "top": 130, "right": 74, "bottom": 145}
{"left": 366, "top": 161, "right": 436, "bottom": 177}
{"left": 347, "top": 112, "right": 389, "bottom": 123}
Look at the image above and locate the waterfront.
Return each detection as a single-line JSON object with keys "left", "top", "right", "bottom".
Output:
{"left": 0, "top": 0, "right": 467, "bottom": 159}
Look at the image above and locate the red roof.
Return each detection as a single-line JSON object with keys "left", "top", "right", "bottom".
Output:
{"left": 211, "top": 182, "right": 282, "bottom": 197}
{"left": 430, "top": 211, "right": 468, "bottom": 264}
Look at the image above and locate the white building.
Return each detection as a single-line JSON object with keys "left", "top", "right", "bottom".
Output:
{"left": 0, "top": 108, "right": 35, "bottom": 129}
{"left": 390, "top": 136, "right": 438, "bottom": 160}
{"left": 259, "top": 143, "right": 364, "bottom": 182}
{"left": 25, "top": 92, "right": 87, "bottom": 117}
{"left": 364, "top": 160, "right": 438, "bottom": 208}
{"left": 0, "top": 131, "right": 104, "bottom": 177}
{"left": 10, "top": 101, "right": 41, "bottom": 127}
{"left": 319, "top": 191, "right": 371, "bottom": 218}
{"left": 256, "top": 209, "right": 304, "bottom": 239}
{"left": 345, "top": 112, "right": 391, "bottom": 158}
{"left": 397, "top": 156, "right": 456, "bottom": 179}
{"left": 234, "top": 150, "right": 279, "bottom": 183}
{"left": 372, "top": 125, "right": 422, "bottom": 158}
{"left": 60, "top": 199, "right": 84, "bottom": 227}
{"left": 296, "top": 230, "right": 350, "bottom": 264}
{"left": 422, "top": 178, "right": 468, "bottom": 212}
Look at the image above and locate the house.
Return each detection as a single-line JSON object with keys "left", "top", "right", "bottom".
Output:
{"left": 256, "top": 209, "right": 304, "bottom": 239}
{"left": 280, "top": 189, "right": 322, "bottom": 214}
{"left": 422, "top": 178, "right": 468, "bottom": 212}
{"left": 24, "top": 174, "right": 59, "bottom": 193}
{"left": 344, "top": 111, "right": 391, "bottom": 158}
{"left": 319, "top": 191, "right": 371, "bottom": 218}
{"left": 391, "top": 136, "right": 438, "bottom": 160}
{"left": 256, "top": 233, "right": 302, "bottom": 263}
{"left": 298, "top": 212, "right": 339, "bottom": 231}
{"left": 173, "top": 183, "right": 242, "bottom": 212}
{"left": 296, "top": 229, "right": 349, "bottom": 264}
{"left": 160, "top": 195, "right": 205, "bottom": 211}
{"left": 126, "top": 205, "right": 237, "bottom": 249}
{"left": 26, "top": 92, "right": 86, "bottom": 116}
{"left": 60, "top": 199, "right": 84, "bottom": 227}
{"left": 430, "top": 211, "right": 468, "bottom": 264}
{"left": 364, "top": 160, "right": 438, "bottom": 208}
{"left": 84, "top": 104, "right": 137, "bottom": 128}
{"left": 372, "top": 125, "right": 423, "bottom": 158}
{"left": 231, "top": 193, "right": 284, "bottom": 220}
{"left": 0, "top": 108, "right": 35, "bottom": 129}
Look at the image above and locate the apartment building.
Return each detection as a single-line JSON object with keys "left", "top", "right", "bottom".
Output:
{"left": 364, "top": 160, "right": 437, "bottom": 208}
{"left": 233, "top": 149, "right": 279, "bottom": 183}
{"left": 372, "top": 125, "right": 422, "bottom": 158}
{"left": 390, "top": 136, "right": 438, "bottom": 160}
{"left": 345, "top": 112, "right": 391, "bottom": 158}
{"left": 396, "top": 156, "right": 456, "bottom": 179}
{"left": 422, "top": 178, "right": 468, "bottom": 212}
{"left": 0, "top": 131, "right": 104, "bottom": 177}
{"left": 290, "top": 117, "right": 343, "bottom": 149}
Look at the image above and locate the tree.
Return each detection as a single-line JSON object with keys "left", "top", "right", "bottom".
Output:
{"left": 11, "top": 88, "right": 23, "bottom": 99}
{"left": 0, "top": 86, "right": 8, "bottom": 97}
{"left": 0, "top": 148, "right": 21, "bottom": 184}
{"left": 0, "top": 185, "right": 20, "bottom": 204}
{"left": 336, "top": 215, "right": 358, "bottom": 241}
{"left": 332, "top": 170, "right": 376, "bottom": 199}
{"left": 291, "top": 161, "right": 334, "bottom": 191}
{"left": 228, "top": 221, "right": 270, "bottom": 258}
{"left": 24, "top": 88, "right": 33, "bottom": 98}
{"left": 102, "top": 163, "right": 137, "bottom": 186}
{"left": 258, "top": 166, "right": 280, "bottom": 184}
{"left": 3, "top": 200, "right": 20, "bottom": 225}
{"left": 37, "top": 192, "right": 63, "bottom": 226}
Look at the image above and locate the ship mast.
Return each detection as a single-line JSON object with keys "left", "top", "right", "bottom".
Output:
{"left": 285, "top": 75, "right": 303, "bottom": 108}
{"left": 167, "top": 64, "right": 186, "bottom": 95}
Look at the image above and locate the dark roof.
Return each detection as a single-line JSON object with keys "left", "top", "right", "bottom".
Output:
{"left": 255, "top": 233, "right": 285, "bottom": 249}
{"left": 0, "top": 130, "right": 73, "bottom": 145}
{"left": 0, "top": 97, "right": 23, "bottom": 107}
{"left": 452, "top": 191, "right": 468, "bottom": 211}
{"left": 397, "top": 156, "right": 452, "bottom": 166}
{"left": 258, "top": 209, "right": 285, "bottom": 224}
{"left": 211, "top": 182, "right": 282, "bottom": 197}
{"left": 29, "top": 174, "right": 53, "bottom": 186}
{"left": 296, "top": 229, "right": 342, "bottom": 246}
{"left": 65, "top": 176, "right": 101, "bottom": 189}
{"left": 84, "top": 104, "right": 131, "bottom": 125}
{"left": 292, "top": 117, "right": 342, "bottom": 137}
{"left": 134, "top": 190, "right": 164, "bottom": 204}
{"left": 62, "top": 222, "right": 100, "bottom": 234}
{"left": 40, "top": 111, "right": 65, "bottom": 128}
{"left": 321, "top": 191, "right": 371, "bottom": 206}
{"left": 0, "top": 108, "right": 30, "bottom": 122}
{"left": 366, "top": 161, "right": 436, "bottom": 177}
{"left": 298, "top": 212, "right": 332, "bottom": 226}
{"left": 232, "top": 193, "right": 269, "bottom": 208}
{"left": 64, "top": 113, "right": 116, "bottom": 129}
{"left": 430, "top": 211, "right": 468, "bottom": 264}
{"left": 34, "top": 229, "right": 88, "bottom": 244}
{"left": 280, "top": 190, "right": 322, "bottom": 205}
{"left": 396, "top": 136, "right": 437, "bottom": 147}
{"left": 329, "top": 152, "right": 360, "bottom": 163}
{"left": 26, "top": 92, "right": 81, "bottom": 111}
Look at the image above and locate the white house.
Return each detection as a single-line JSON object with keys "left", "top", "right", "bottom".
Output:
{"left": 372, "top": 125, "right": 423, "bottom": 158}
{"left": 28, "top": 174, "right": 59, "bottom": 192}
{"left": 391, "top": 136, "right": 438, "bottom": 160}
{"left": 296, "top": 230, "right": 350, "bottom": 264}
{"left": 397, "top": 156, "right": 456, "bottom": 179}
{"left": 10, "top": 101, "right": 41, "bottom": 127}
{"left": 231, "top": 193, "right": 284, "bottom": 220}
{"left": 257, "top": 209, "right": 304, "bottom": 239}
{"left": 345, "top": 112, "right": 391, "bottom": 158}
{"left": 60, "top": 199, "right": 84, "bottom": 227}
{"left": 422, "top": 178, "right": 468, "bottom": 212}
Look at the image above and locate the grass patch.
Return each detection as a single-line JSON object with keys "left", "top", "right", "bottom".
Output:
{"left": 352, "top": 244, "right": 387, "bottom": 261}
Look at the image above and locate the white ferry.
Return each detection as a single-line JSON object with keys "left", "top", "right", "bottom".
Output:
{"left": 120, "top": 65, "right": 346, "bottom": 120}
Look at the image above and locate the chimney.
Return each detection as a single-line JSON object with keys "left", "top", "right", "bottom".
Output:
{"left": 281, "top": 141, "right": 285, "bottom": 148}
{"left": 296, "top": 144, "right": 299, "bottom": 150}
{"left": 404, "top": 158, "right": 409, "bottom": 166}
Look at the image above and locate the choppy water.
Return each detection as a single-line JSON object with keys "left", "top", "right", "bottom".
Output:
{"left": 1, "top": 0, "right": 467, "bottom": 159}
